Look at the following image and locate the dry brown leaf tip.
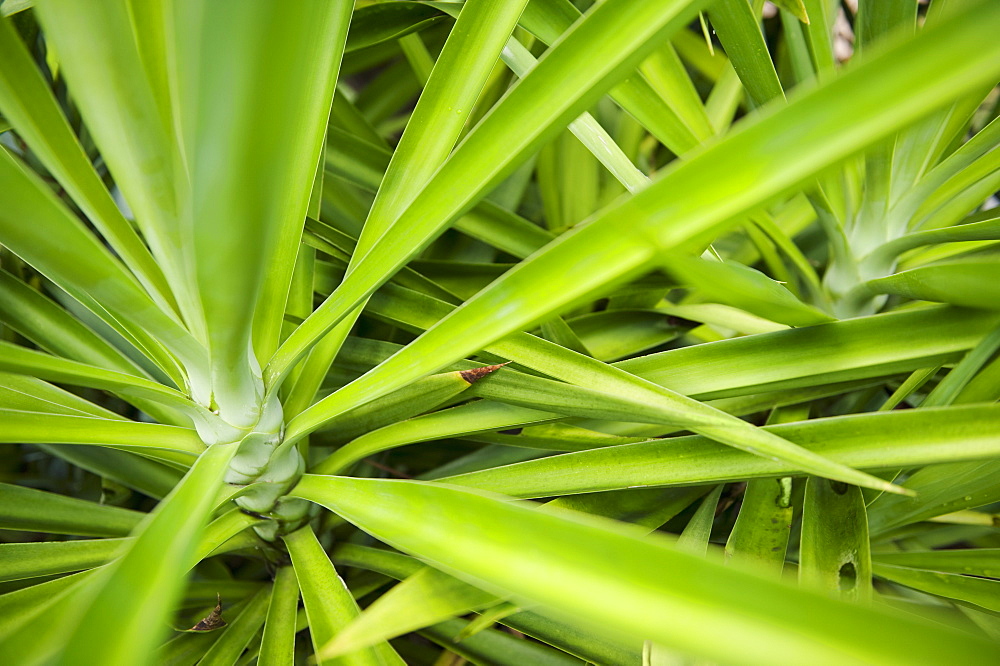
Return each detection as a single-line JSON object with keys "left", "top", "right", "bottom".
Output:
{"left": 186, "top": 594, "right": 227, "bottom": 632}
{"left": 459, "top": 362, "right": 509, "bottom": 384}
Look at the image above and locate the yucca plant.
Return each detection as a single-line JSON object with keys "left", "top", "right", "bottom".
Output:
{"left": 1, "top": 0, "right": 999, "bottom": 663}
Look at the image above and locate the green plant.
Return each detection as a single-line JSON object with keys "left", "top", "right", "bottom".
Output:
{"left": 1, "top": 0, "right": 999, "bottom": 663}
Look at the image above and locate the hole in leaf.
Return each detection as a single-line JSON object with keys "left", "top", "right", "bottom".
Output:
{"left": 829, "top": 480, "right": 849, "bottom": 495}
{"left": 838, "top": 562, "right": 857, "bottom": 592}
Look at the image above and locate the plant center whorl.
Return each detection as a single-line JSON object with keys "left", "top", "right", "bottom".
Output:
{"left": 221, "top": 394, "right": 312, "bottom": 540}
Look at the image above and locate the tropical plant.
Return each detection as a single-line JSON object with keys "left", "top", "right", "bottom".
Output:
{"left": 1, "top": 0, "right": 999, "bottom": 663}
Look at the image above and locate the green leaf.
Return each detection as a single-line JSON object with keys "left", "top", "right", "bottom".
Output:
{"left": 866, "top": 260, "right": 1000, "bottom": 310}
{"left": 283, "top": 525, "right": 395, "bottom": 666}
{"left": 257, "top": 567, "right": 300, "bottom": 666}
{"left": 327, "top": 487, "right": 721, "bottom": 656}
{"left": 354, "top": 291, "right": 998, "bottom": 405}
{"left": 772, "top": 0, "right": 809, "bottom": 24}
{"left": 17, "top": 443, "right": 237, "bottom": 665}
{"left": 306, "top": 290, "right": 905, "bottom": 494}
{"left": 0, "top": 571, "right": 90, "bottom": 642}
{"left": 310, "top": 400, "right": 555, "bottom": 475}
{"left": 277, "top": 4, "right": 1000, "bottom": 498}
{"left": 708, "top": 0, "right": 785, "bottom": 106}
{"left": 167, "top": 1, "right": 352, "bottom": 423}
{"left": 331, "top": 543, "right": 649, "bottom": 664}
{"left": 0, "top": 482, "right": 142, "bottom": 537}
{"left": 37, "top": 443, "right": 183, "bottom": 500}
{"left": 873, "top": 564, "right": 1000, "bottom": 613}
{"left": 923, "top": 324, "right": 1000, "bottom": 407}
{"left": 873, "top": 549, "right": 1000, "bottom": 578}
{"left": 32, "top": 0, "right": 195, "bottom": 319}
{"left": 0, "top": 147, "right": 203, "bottom": 383}
{"left": 868, "top": 458, "right": 1000, "bottom": 535}
{"left": 319, "top": 566, "right": 499, "bottom": 660}
{"left": 0, "top": 17, "right": 174, "bottom": 309}
{"left": 662, "top": 254, "right": 834, "bottom": 327}
{"left": 294, "top": 475, "right": 1000, "bottom": 665}
{"left": 346, "top": 2, "right": 445, "bottom": 52}
{"left": 0, "top": 341, "right": 205, "bottom": 418}
{"left": 287, "top": 365, "right": 502, "bottom": 449}
{"left": 725, "top": 477, "right": 794, "bottom": 575}
{"left": 0, "top": 376, "right": 184, "bottom": 496}
{"left": 0, "top": 270, "right": 153, "bottom": 378}
{"left": 285, "top": 0, "right": 544, "bottom": 424}
{"left": 517, "top": 0, "right": 708, "bottom": 154}
{"left": 439, "top": 405, "right": 1000, "bottom": 497}
{"left": 198, "top": 587, "right": 270, "bottom": 666}
{"left": 619, "top": 306, "right": 1000, "bottom": 399}
{"left": 639, "top": 40, "right": 715, "bottom": 143}
{"left": 675, "top": 485, "right": 723, "bottom": 555}
{"left": 0, "top": 372, "right": 125, "bottom": 418}
{"left": 0, "top": 539, "right": 127, "bottom": 583}
{"left": 0, "top": 0, "right": 32, "bottom": 17}
{"left": 548, "top": 486, "right": 709, "bottom": 530}
{"left": 564, "top": 310, "right": 687, "bottom": 360}
{"left": 269, "top": 0, "right": 709, "bottom": 380}
{"left": 874, "top": 210, "right": 1000, "bottom": 261}
{"left": 488, "top": 32, "right": 651, "bottom": 193}
{"left": 799, "top": 479, "right": 873, "bottom": 604}
{"left": 422, "top": 617, "right": 585, "bottom": 666}
{"left": 856, "top": 0, "right": 916, "bottom": 54}
{"left": 0, "top": 409, "right": 203, "bottom": 458}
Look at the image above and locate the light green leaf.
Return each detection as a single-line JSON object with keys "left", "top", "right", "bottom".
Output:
{"left": 286, "top": 365, "right": 502, "bottom": 449}
{"left": 663, "top": 254, "right": 834, "bottom": 327}
{"left": 0, "top": 17, "right": 173, "bottom": 309}
{"left": 269, "top": 0, "right": 709, "bottom": 380}
{"left": 619, "top": 306, "right": 1000, "bottom": 399}
{"left": 0, "top": 270, "right": 152, "bottom": 378}
{"left": 0, "top": 409, "right": 203, "bottom": 458}
{"left": 0, "top": 147, "right": 203, "bottom": 383}
{"left": 167, "top": 1, "right": 351, "bottom": 423}
{"left": 439, "top": 405, "right": 1000, "bottom": 497}
{"left": 331, "top": 542, "right": 648, "bottom": 664}
{"left": 0, "top": 341, "right": 204, "bottom": 418}
{"left": 310, "top": 400, "right": 556, "bottom": 475}
{"left": 294, "top": 475, "right": 1000, "bottom": 665}
{"left": 772, "top": 0, "right": 809, "bottom": 24}
{"left": 319, "top": 566, "right": 499, "bottom": 660}
{"left": 277, "top": 5, "right": 1000, "bottom": 499}
{"left": 33, "top": 0, "right": 195, "bottom": 320}
{"left": 0, "top": 571, "right": 90, "bottom": 643}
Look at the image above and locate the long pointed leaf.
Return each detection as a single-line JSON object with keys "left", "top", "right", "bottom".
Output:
{"left": 293, "top": 475, "right": 1000, "bottom": 665}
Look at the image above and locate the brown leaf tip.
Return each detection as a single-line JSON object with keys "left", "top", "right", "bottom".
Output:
{"left": 187, "top": 594, "right": 227, "bottom": 632}
{"left": 460, "top": 362, "right": 509, "bottom": 384}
